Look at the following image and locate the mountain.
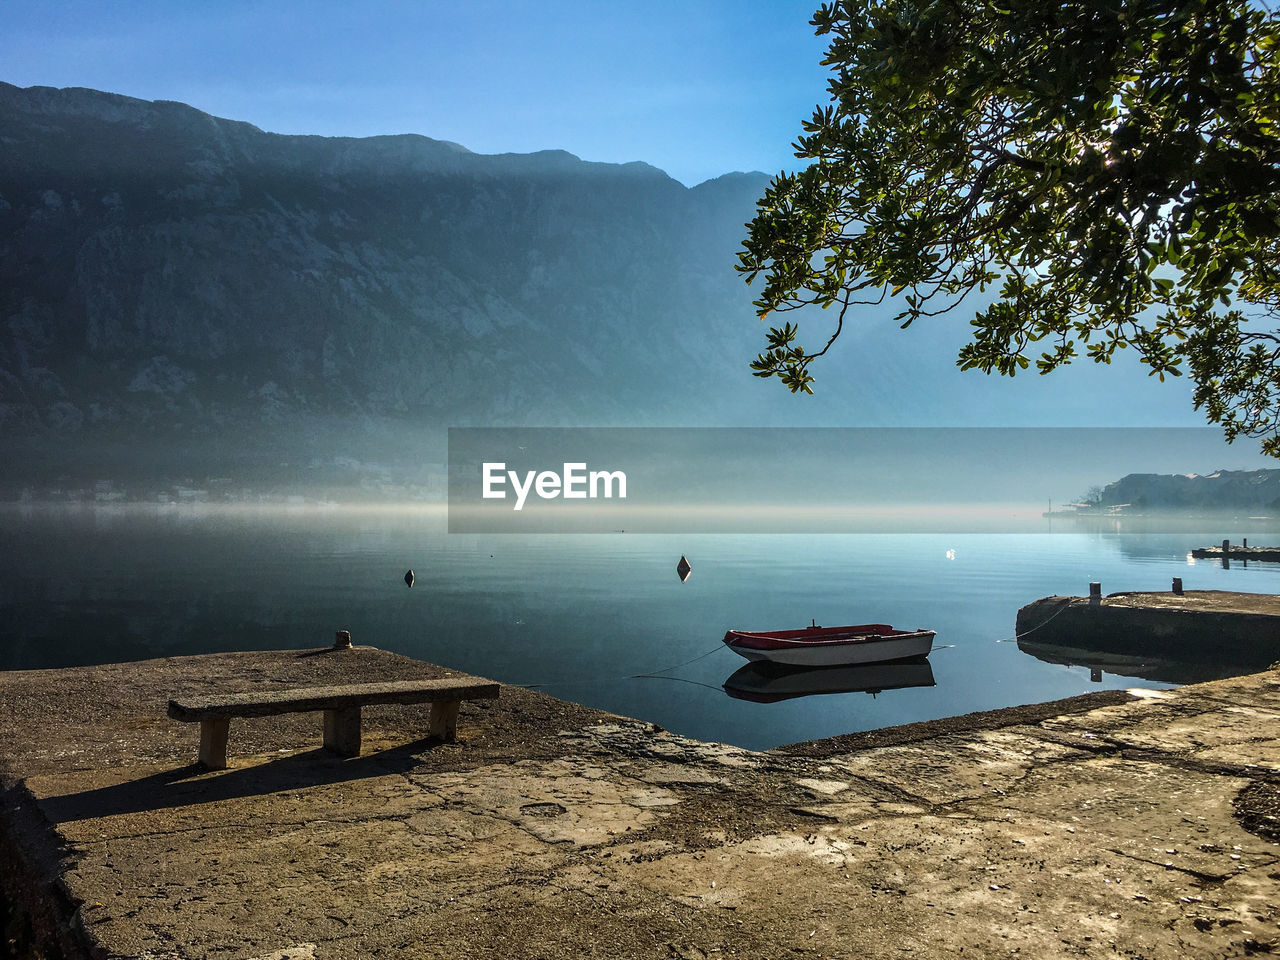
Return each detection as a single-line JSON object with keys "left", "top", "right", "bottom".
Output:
{"left": 0, "top": 83, "right": 1212, "bottom": 495}
{"left": 1091, "top": 470, "right": 1280, "bottom": 512}
{"left": 0, "top": 83, "right": 785, "bottom": 489}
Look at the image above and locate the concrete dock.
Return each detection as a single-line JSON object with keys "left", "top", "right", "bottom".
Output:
{"left": 1192, "top": 545, "right": 1280, "bottom": 562}
{"left": 1016, "top": 590, "right": 1280, "bottom": 669}
{"left": 4, "top": 646, "right": 1280, "bottom": 958}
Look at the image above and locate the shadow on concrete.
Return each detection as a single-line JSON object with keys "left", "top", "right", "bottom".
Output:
{"left": 38, "top": 737, "right": 446, "bottom": 823}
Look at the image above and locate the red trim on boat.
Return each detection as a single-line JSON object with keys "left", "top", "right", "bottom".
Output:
{"left": 723, "top": 624, "right": 933, "bottom": 651}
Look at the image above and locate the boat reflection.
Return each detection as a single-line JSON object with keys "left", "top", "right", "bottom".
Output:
{"left": 723, "top": 657, "right": 936, "bottom": 704}
{"left": 1017, "top": 638, "right": 1262, "bottom": 685}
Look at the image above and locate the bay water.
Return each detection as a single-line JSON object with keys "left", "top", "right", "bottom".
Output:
{"left": 4, "top": 504, "right": 1279, "bottom": 750}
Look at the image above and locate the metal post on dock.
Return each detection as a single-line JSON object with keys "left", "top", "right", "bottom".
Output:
{"left": 1223, "top": 538, "right": 1231, "bottom": 570}
{"left": 1089, "top": 582, "right": 1101, "bottom": 605}
{"left": 1172, "top": 577, "right": 1183, "bottom": 595}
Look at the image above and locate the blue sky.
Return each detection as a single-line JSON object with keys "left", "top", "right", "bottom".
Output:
{"left": 1, "top": 0, "right": 829, "bottom": 186}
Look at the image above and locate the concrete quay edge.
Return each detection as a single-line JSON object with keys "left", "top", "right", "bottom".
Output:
{"left": 3, "top": 646, "right": 1280, "bottom": 959}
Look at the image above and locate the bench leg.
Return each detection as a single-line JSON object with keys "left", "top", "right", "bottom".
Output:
{"left": 323, "top": 706, "right": 362, "bottom": 757}
{"left": 199, "top": 718, "right": 230, "bottom": 770}
{"left": 429, "top": 700, "right": 462, "bottom": 741}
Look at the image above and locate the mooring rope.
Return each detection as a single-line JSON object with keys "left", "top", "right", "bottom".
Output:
{"left": 514, "top": 641, "right": 728, "bottom": 690}
{"left": 632, "top": 643, "right": 728, "bottom": 677}
{"left": 993, "top": 598, "right": 1075, "bottom": 642}
{"left": 631, "top": 674, "right": 726, "bottom": 693}
{"left": 514, "top": 603, "right": 1072, "bottom": 691}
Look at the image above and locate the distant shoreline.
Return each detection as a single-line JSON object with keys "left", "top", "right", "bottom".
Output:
{"left": 1044, "top": 509, "right": 1279, "bottom": 521}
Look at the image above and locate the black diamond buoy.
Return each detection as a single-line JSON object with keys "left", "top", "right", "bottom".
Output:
{"left": 676, "top": 555, "right": 691, "bottom": 582}
{"left": 404, "top": 569, "right": 415, "bottom": 587}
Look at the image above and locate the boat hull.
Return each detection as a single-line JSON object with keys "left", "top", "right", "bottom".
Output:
{"left": 722, "top": 624, "right": 935, "bottom": 666}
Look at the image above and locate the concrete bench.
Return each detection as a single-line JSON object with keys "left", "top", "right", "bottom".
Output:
{"left": 168, "top": 676, "right": 500, "bottom": 769}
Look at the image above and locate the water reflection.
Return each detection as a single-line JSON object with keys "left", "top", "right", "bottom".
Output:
{"left": 723, "top": 658, "right": 936, "bottom": 704}
{"left": 11, "top": 506, "right": 1280, "bottom": 748}
{"left": 1017, "top": 638, "right": 1261, "bottom": 685}
{"left": 1046, "top": 519, "right": 1280, "bottom": 566}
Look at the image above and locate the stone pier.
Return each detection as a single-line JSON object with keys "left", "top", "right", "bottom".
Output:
{"left": 3, "top": 647, "right": 1280, "bottom": 958}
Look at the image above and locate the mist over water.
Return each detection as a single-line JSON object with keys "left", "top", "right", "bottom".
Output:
{"left": 6, "top": 504, "right": 1280, "bottom": 750}
{"left": 447, "top": 428, "right": 1279, "bottom": 533}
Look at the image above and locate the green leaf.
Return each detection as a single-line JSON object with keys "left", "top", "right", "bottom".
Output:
{"left": 742, "top": 0, "right": 1280, "bottom": 457}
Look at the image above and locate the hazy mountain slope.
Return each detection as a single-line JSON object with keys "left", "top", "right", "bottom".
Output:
{"left": 1096, "top": 470, "right": 1280, "bottom": 511}
{"left": 0, "top": 83, "right": 1207, "bottom": 490}
{"left": 0, "top": 85, "right": 776, "bottom": 457}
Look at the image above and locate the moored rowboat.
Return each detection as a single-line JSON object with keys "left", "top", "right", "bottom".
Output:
{"left": 722, "top": 622, "right": 935, "bottom": 666}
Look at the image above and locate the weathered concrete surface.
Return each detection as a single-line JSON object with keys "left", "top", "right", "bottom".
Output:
{"left": 1017, "top": 590, "right": 1280, "bottom": 667}
{"left": 4, "top": 647, "right": 1280, "bottom": 959}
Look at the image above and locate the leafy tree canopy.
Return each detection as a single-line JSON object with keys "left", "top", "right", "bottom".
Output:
{"left": 740, "top": 0, "right": 1280, "bottom": 452}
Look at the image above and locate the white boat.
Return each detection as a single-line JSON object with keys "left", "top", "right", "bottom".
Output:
{"left": 722, "top": 622, "right": 935, "bottom": 666}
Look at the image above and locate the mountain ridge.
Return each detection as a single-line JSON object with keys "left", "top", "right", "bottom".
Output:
{"left": 1090, "top": 469, "right": 1280, "bottom": 512}
{"left": 0, "top": 82, "right": 778, "bottom": 485}
{"left": 0, "top": 83, "right": 1224, "bottom": 493}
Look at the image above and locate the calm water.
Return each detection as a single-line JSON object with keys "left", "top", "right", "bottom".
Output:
{"left": 4, "top": 504, "right": 1280, "bottom": 750}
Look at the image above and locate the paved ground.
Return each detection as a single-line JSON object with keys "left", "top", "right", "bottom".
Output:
{"left": 3, "top": 646, "right": 1280, "bottom": 959}
{"left": 1100, "top": 590, "right": 1280, "bottom": 615}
